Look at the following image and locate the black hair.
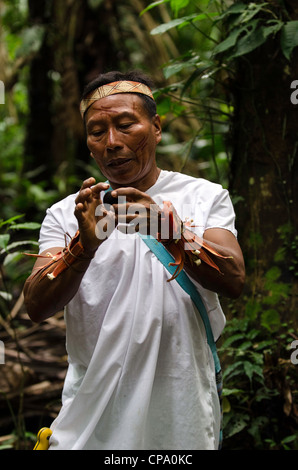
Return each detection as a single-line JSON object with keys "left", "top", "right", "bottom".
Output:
{"left": 81, "top": 70, "right": 157, "bottom": 118}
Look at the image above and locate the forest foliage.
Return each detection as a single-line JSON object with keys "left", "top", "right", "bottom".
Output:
{"left": 0, "top": 0, "right": 297, "bottom": 450}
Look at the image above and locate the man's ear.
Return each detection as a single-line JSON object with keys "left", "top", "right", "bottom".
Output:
{"left": 90, "top": 152, "right": 95, "bottom": 159}
{"left": 153, "top": 114, "right": 162, "bottom": 144}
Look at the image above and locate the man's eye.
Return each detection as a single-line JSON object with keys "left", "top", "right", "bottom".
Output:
{"left": 119, "top": 123, "right": 133, "bottom": 129}
{"left": 92, "top": 130, "right": 104, "bottom": 137}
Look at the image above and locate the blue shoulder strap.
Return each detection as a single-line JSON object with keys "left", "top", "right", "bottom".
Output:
{"left": 103, "top": 186, "right": 221, "bottom": 373}
{"left": 140, "top": 235, "right": 221, "bottom": 373}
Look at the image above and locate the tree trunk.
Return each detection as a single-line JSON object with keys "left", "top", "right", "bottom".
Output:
{"left": 25, "top": 0, "right": 54, "bottom": 180}
{"left": 229, "top": 12, "right": 298, "bottom": 325}
{"left": 219, "top": 1, "right": 298, "bottom": 447}
{"left": 24, "top": 0, "right": 125, "bottom": 191}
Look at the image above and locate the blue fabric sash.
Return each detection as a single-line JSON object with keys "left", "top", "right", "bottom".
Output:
{"left": 139, "top": 234, "right": 221, "bottom": 374}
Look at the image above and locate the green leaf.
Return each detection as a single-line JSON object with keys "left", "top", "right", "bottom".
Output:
{"left": 223, "top": 413, "right": 250, "bottom": 439}
{"left": 222, "top": 396, "right": 231, "bottom": 413}
{"left": 0, "top": 214, "right": 24, "bottom": 228}
{"left": 222, "top": 388, "right": 244, "bottom": 397}
{"left": 157, "top": 96, "right": 172, "bottom": 116}
{"left": 246, "top": 329, "right": 259, "bottom": 340}
{"left": 281, "top": 21, "right": 298, "bottom": 60}
{"left": 239, "top": 340, "right": 253, "bottom": 351}
{"left": 228, "top": 21, "right": 267, "bottom": 59}
{"left": 170, "top": 0, "right": 190, "bottom": 17}
{"left": 163, "top": 61, "right": 194, "bottom": 79}
{"left": 281, "top": 435, "right": 298, "bottom": 445}
{"left": 215, "top": 2, "right": 246, "bottom": 24}
{"left": 253, "top": 340, "right": 272, "bottom": 351}
{"left": 265, "top": 266, "right": 281, "bottom": 281}
{"left": 243, "top": 361, "right": 255, "bottom": 382}
{"left": 214, "top": 19, "right": 282, "bottom": 60}
{"left": 274, "top": 246, "right": 286, "bottom": 262}
{"left": 151, "top": 15, "right": 195, "bottom": 35}
{"left": 140, "top": 0, "right": 169, "bottom": 16}
{"left": 245, "top": 299, "right": 261, "bottom": 321}
{"left": 262, "top": 20, "right": 283, "bottom": 39}
{"left": 238, "top": 3, "right": 270, "bottom": 25}
{"left": 263, "top": 281, "right": 291, "bottom": 305}
{"left": 150, "top": 13, "right": 215, "bottom": 35}
{"left": 223, "top": 361, "right": 243, "bottom": 380}
{"left": 163, "top": 54, "right": 200, "bottom": 79}
{"left": 3, "top": 251, "right": 23, "bottom": 266}
{"left": 243, "top": 360, "right": 264, "bottom": 383}
{"left": 217, "top": 3, "right": 271, "bottom": 27}
{"left": 9, "top": 222, "right": 41, "bottom": 231}
{"left": 221, "top": 333, "right": 245, "bottom": 348}
{"left": 0, "top": 234, "right": 10, "bottom": 250}
{"left": 261, "top": 309, "right": 281, "bottom": 332}
{"left": 5, "top": 240, "right": 39, "bottom": 251}
{"left": 213, "top": 26, "right": 242, "bottom": 55}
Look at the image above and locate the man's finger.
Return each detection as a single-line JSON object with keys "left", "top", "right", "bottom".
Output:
{"left": 75, "top": 187, "right": 92, "bottom": 206}
{"left": 75, "top": 181, "right": 109, "bottom": 205}
{"left": 111, "top": 187, "right": 145, "bottom": 202}
{"left": 91, "top": 182, "right": 110, "bottom": 198}
{"left": 81, "top": 177, "right": 96, "bottom": 189}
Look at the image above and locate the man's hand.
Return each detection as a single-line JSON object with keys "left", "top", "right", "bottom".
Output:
{"left": 109, "top": 187, "right": 162, "bottom": 237}
{"left": 74, "top": 178, "right": 114, "bottom": 254}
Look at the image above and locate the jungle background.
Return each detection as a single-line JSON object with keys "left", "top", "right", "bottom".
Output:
{"left": 0, "top": 0, "right": 297, "bottom": 450}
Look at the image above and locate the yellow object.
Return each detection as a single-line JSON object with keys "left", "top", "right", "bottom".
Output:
{"left": 33, "top": 427, "right": 52, "bottom": 450}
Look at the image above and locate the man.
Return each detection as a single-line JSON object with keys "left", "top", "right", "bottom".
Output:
{"left": 24, "top": 70, "right": 245, "bottom": 450}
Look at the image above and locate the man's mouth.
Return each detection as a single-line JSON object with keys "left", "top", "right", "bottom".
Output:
{"left": 107, "top": 158, "right": 132, "bottom": 167}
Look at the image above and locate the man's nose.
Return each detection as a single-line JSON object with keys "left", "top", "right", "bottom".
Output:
{"left": 106, "top": 127, "right": 123, "bottom": 151}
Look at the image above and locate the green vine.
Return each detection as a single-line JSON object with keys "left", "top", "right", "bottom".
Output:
{"left": 213, "top": 1, "right": 298, "bottom": 62}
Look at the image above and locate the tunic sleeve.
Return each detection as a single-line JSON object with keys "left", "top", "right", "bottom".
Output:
{"left": 38, "top": 194, "right": 79, "bottom": 253}
{"left": 204, "top": 187, "right": 238, "bottom": 237}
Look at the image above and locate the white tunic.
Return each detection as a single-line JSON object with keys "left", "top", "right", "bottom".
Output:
{"left": 38, "top": 170, "right": 237, "bottom": 450}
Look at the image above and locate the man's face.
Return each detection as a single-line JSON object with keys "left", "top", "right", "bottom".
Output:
{"left": 85, "top": 94, "right": 162, "bottom": 190}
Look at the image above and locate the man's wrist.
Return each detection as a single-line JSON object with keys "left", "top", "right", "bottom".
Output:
{"left": 43, "top": 231, "right": 96, "bottom": 280}
{"left": 76, "top": 234, "right": 99, "bottom": 259}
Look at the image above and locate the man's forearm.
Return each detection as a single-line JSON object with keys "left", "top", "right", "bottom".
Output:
{"left": 183, "top": 239, "right": 245, "bottom": 299}
{"left": 159, "top": 203, "right": 245, "bottom": 299}
{"left": 23, "top": 255, "right": 93, "bottom": 323}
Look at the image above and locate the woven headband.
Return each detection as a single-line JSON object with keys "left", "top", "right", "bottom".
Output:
{"left": 80, "top": 80, "right": 155, "bottom": 117}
